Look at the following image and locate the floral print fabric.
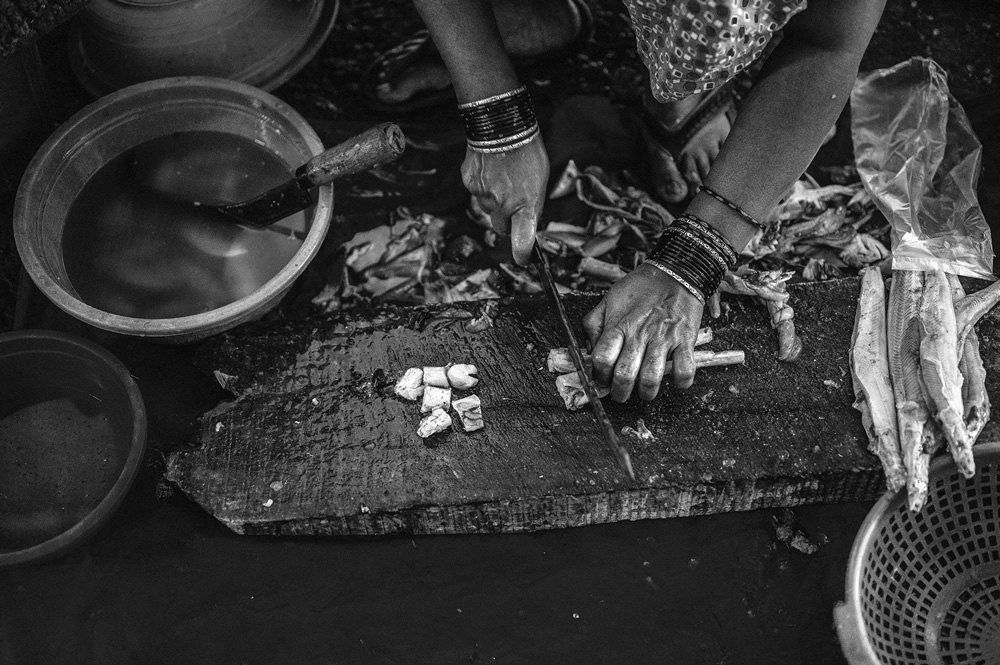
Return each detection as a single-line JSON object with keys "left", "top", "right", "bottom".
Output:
{"left": 624, "top": 0, "right": 807, "bottom": 101}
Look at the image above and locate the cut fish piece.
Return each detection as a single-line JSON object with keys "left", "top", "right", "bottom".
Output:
{"left": 451, "top": 395, "right": 484, "bottom": 432}
{"left": 887, "top": 270, "right": 930, "bottom": 511}
{"left": 421, "top": 385, "right": 452, "bottom": 414}
{"left": 422, "top": 366, "right": 449, "bottom": 388}
{"left": 446, "top": 364, "right": 479, "bottom": 390}
{"left": 919, "top": 270, "right": 973, "bottom": 477}
{"left": 394, "top": 368, "right": 424, "bottom": 401}
{"left": 850, "top": 267, "right": 905, "bottom": 491}
{"left": 417, "top": 408, "right": 452, "bottom": 438}
{"left": 664, "top": 349, "right": 745, "bottom": 375}
{"left": 554, "top": 371, "right": 610, "bottom": 411}
{"left": 547, "top": 348, "right": 583, "bottom": 374}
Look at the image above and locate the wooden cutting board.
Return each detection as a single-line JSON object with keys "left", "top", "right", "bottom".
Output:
{"left": 165, "top": 276, "right": 1000, "bottom": 535}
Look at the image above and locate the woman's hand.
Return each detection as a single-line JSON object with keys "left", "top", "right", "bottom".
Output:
{"left": 583, "top": 264, "right": 704, "bottom": 402}
{"left": 461, "top": 134, "right": 549, "bottom": 266}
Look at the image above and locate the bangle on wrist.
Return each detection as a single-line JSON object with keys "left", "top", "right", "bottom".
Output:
{"left": 645, "top": 214, "right": 737, "bottom": 301}
{"left": 459, "top": 85, "right": 539, "bottom": 154}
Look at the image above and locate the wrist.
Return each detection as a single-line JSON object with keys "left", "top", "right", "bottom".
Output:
{"left": 686, "top": 190, "right": 761, "bottom": 253}
{"left": 459, "top": 85, "right": 540, "bottom": 154}
{"left": 645, "top": 215, "right": 736, "bottom": 304}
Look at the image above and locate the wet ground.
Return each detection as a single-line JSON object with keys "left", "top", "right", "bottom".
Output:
{"left": 2, "top": 1, "right": 999, "bottom": 663}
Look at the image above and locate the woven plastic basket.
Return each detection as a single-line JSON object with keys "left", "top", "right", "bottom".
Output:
{"left": 835, "top": 441, "right": 1000, "bottom": 665}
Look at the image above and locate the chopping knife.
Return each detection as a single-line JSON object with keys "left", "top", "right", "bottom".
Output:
{"left": 533, "top": 244, "right": 636, "bottom": 481}
{"left": 181, "top": 122, "right": 406, "bottom": 228}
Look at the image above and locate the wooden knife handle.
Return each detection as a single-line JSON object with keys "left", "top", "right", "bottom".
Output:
{"left": 296, "top": 122, "right": 406, "bottom": 186}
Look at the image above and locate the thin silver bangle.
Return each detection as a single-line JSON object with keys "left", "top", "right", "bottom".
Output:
{"left": 644, "top": 259, "right": 706, "bottom": 305}
{"left": 458, "top": 85, "right": 528, "bottom": 110}
{"left": 467, "top": 124, "right": 539, "bottom": 148}
{"left": 467, "top": 128, "right": 539, "bottom": 154}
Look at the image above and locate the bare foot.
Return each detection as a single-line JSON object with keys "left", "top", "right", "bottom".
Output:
{"left": 373, "top": 0, "right": 588, "bottom": 108}
{"left": 376, "top": 61, "right": 452, "bottom": 105}
{"left": 646, "top": 91, "right": 733, "bottom": 201}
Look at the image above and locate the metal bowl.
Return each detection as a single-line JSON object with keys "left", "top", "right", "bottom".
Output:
{"left": 0, "top": 330, "right": 147, "bottom": 566}
{"left": 13, "top": 76, "right": 334, "bottom": 343}
{"left": 69, "top": 0, "right": 339, "bottom": 96}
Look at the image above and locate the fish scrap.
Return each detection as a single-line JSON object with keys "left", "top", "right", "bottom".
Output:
{"left": 393, "top": 363, "right": 485, "bottom": 438}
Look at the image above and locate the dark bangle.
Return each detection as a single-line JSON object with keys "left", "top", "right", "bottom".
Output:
{"left": 673, "top": 214, "right": 738, "bottom": 265}
{"left": 459, "top": 85, "right": 539, "bottom": 154}
{"left": 645, "top": 216, "right": 737, "bottom": 301}
{"left": 696, "top": 184, "right": 766, "bottom": 231}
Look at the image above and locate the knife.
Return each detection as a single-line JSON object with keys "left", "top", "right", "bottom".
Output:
{"left": 181, "top": 123, "right": 406, "bottom": 228}
{"left": 533, "top": 245, "right": 636, "bottom": 481}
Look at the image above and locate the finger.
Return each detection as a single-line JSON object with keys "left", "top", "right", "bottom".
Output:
{"left": 610, "top": 338, "right": 644, "bottom": 403}
{"left": 693, "top": 151, "right": 712, "bottom": 181}
{"left": 637, "top": 340, "right": 669, "bottom": 401}
{"left": 583, "top": 300, "right": 607, "bottom": 351}
{"left": 590, "top": 327, "right": 625, "bottom": 389}
{"left": 510, "top": 205, "right": 540, "bottom": 267}
{"left": 679, "top": 153, "right": 699, "bottom": 188}
{"left": 671, "top": 338, "right": 697, "bottom": 389}
{"left": 489, "top": 207, "right": 511, "bottom": 236}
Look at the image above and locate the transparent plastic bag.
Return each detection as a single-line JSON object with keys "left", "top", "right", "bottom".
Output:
{"left": 851, "top": 57, "right": 994, "bottom": 280}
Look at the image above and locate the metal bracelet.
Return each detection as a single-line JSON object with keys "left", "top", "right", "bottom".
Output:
{"left": 644, "top": 259, "right": 707, "bottom": 306}
{"left": 467, "top": 127, "right": 539, "bottom": 154}
{"left": 458, "top": 85, "right": 528, "bottom": 110}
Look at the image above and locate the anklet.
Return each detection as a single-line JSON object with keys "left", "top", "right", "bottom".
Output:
{"left": 696, "top": 184, "right": 765, "bottom": 231}
{"left": 459, "top": 85, "right": 539, "bottom": 154}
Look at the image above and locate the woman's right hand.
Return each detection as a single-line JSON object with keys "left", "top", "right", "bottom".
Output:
{"left": 583, "top": 263, "right": 705, "bottom": 402}
{"left": 461, "top": 134, "right": 549, "bottom": 266}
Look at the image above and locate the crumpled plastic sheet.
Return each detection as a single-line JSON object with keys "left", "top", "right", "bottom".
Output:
{"left": 851, "top": 57, "right": 994, "bottom": 280}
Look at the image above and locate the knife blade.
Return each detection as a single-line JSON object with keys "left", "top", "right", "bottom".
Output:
{"left": 533, "top": 245, "right": 635, "bottom": 481}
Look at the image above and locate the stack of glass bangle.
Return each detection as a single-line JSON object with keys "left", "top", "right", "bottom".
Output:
{"left": 645, "top": 214, "right": 737, "bottom": 304}
{"left": 459, "top": 85, "right": 539, "bottom": 154}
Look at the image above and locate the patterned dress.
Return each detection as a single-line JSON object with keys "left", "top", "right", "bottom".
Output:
{"left": 624, "top": 0, "right": 808, "bottom": 102}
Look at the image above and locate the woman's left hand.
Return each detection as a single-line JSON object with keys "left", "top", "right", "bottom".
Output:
{"left": 461, "top": 135, "right": 549, "bottom": 266}
{"left": 583, "top": 264, "right": 704, "bottom": 402}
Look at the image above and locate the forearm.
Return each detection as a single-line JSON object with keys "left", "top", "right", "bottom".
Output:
{"left": 688, "top": 0, "right": 887, "bottom": 252}
{"left": 413, "top": 0, "right": 520, "bottom": 102}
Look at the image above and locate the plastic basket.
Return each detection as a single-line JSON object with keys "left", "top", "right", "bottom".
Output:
{"left": 835, "top": 441, "right": 1000, "bottom": 665}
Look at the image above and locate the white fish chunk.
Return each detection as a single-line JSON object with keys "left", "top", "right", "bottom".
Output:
{"left": 421, "top": 385, "right": 452, "bottom": 414}
{"left": 554, "top": 371, "right": 610, "bottom": 411}
{"left": 422, "top": 366, "right": 450, "bottom": 388}
{"left": 394, "top": 368, "right": 425, "bottom": 401}
{"left": 446, "top": 364, "right": 479, "bottom": 390}
{"left": 417, "top": 408, "right": 452, "bottom": 438}
{"left": 451, "top": 395, "right": 484, "bottom": 432}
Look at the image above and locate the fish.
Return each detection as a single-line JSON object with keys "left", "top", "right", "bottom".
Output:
{"left": 919, "top": 270, "right": 973, "bottom": 477}
{"left": 949, "top": 275, "right": 991, "bottom": 445}
{"left": 955, "top": 277, "right": 1000, "bottom": 351}
{"left": 887, "top": 270, "right": 930, "bottom": 511}
{"left": 850, "top": 267, "right": 905, "bottom": 491}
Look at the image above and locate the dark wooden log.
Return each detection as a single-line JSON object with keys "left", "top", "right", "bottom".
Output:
{"left": 165, "top": 276, "right": 1000, "bottom": 535}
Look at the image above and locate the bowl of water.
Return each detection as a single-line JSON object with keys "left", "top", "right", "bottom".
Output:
{"left": 0, "top": 330, "right": 147, "bottom": 566}
{"left": 14, "top": 76, "right": 334, "bottom": 343}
